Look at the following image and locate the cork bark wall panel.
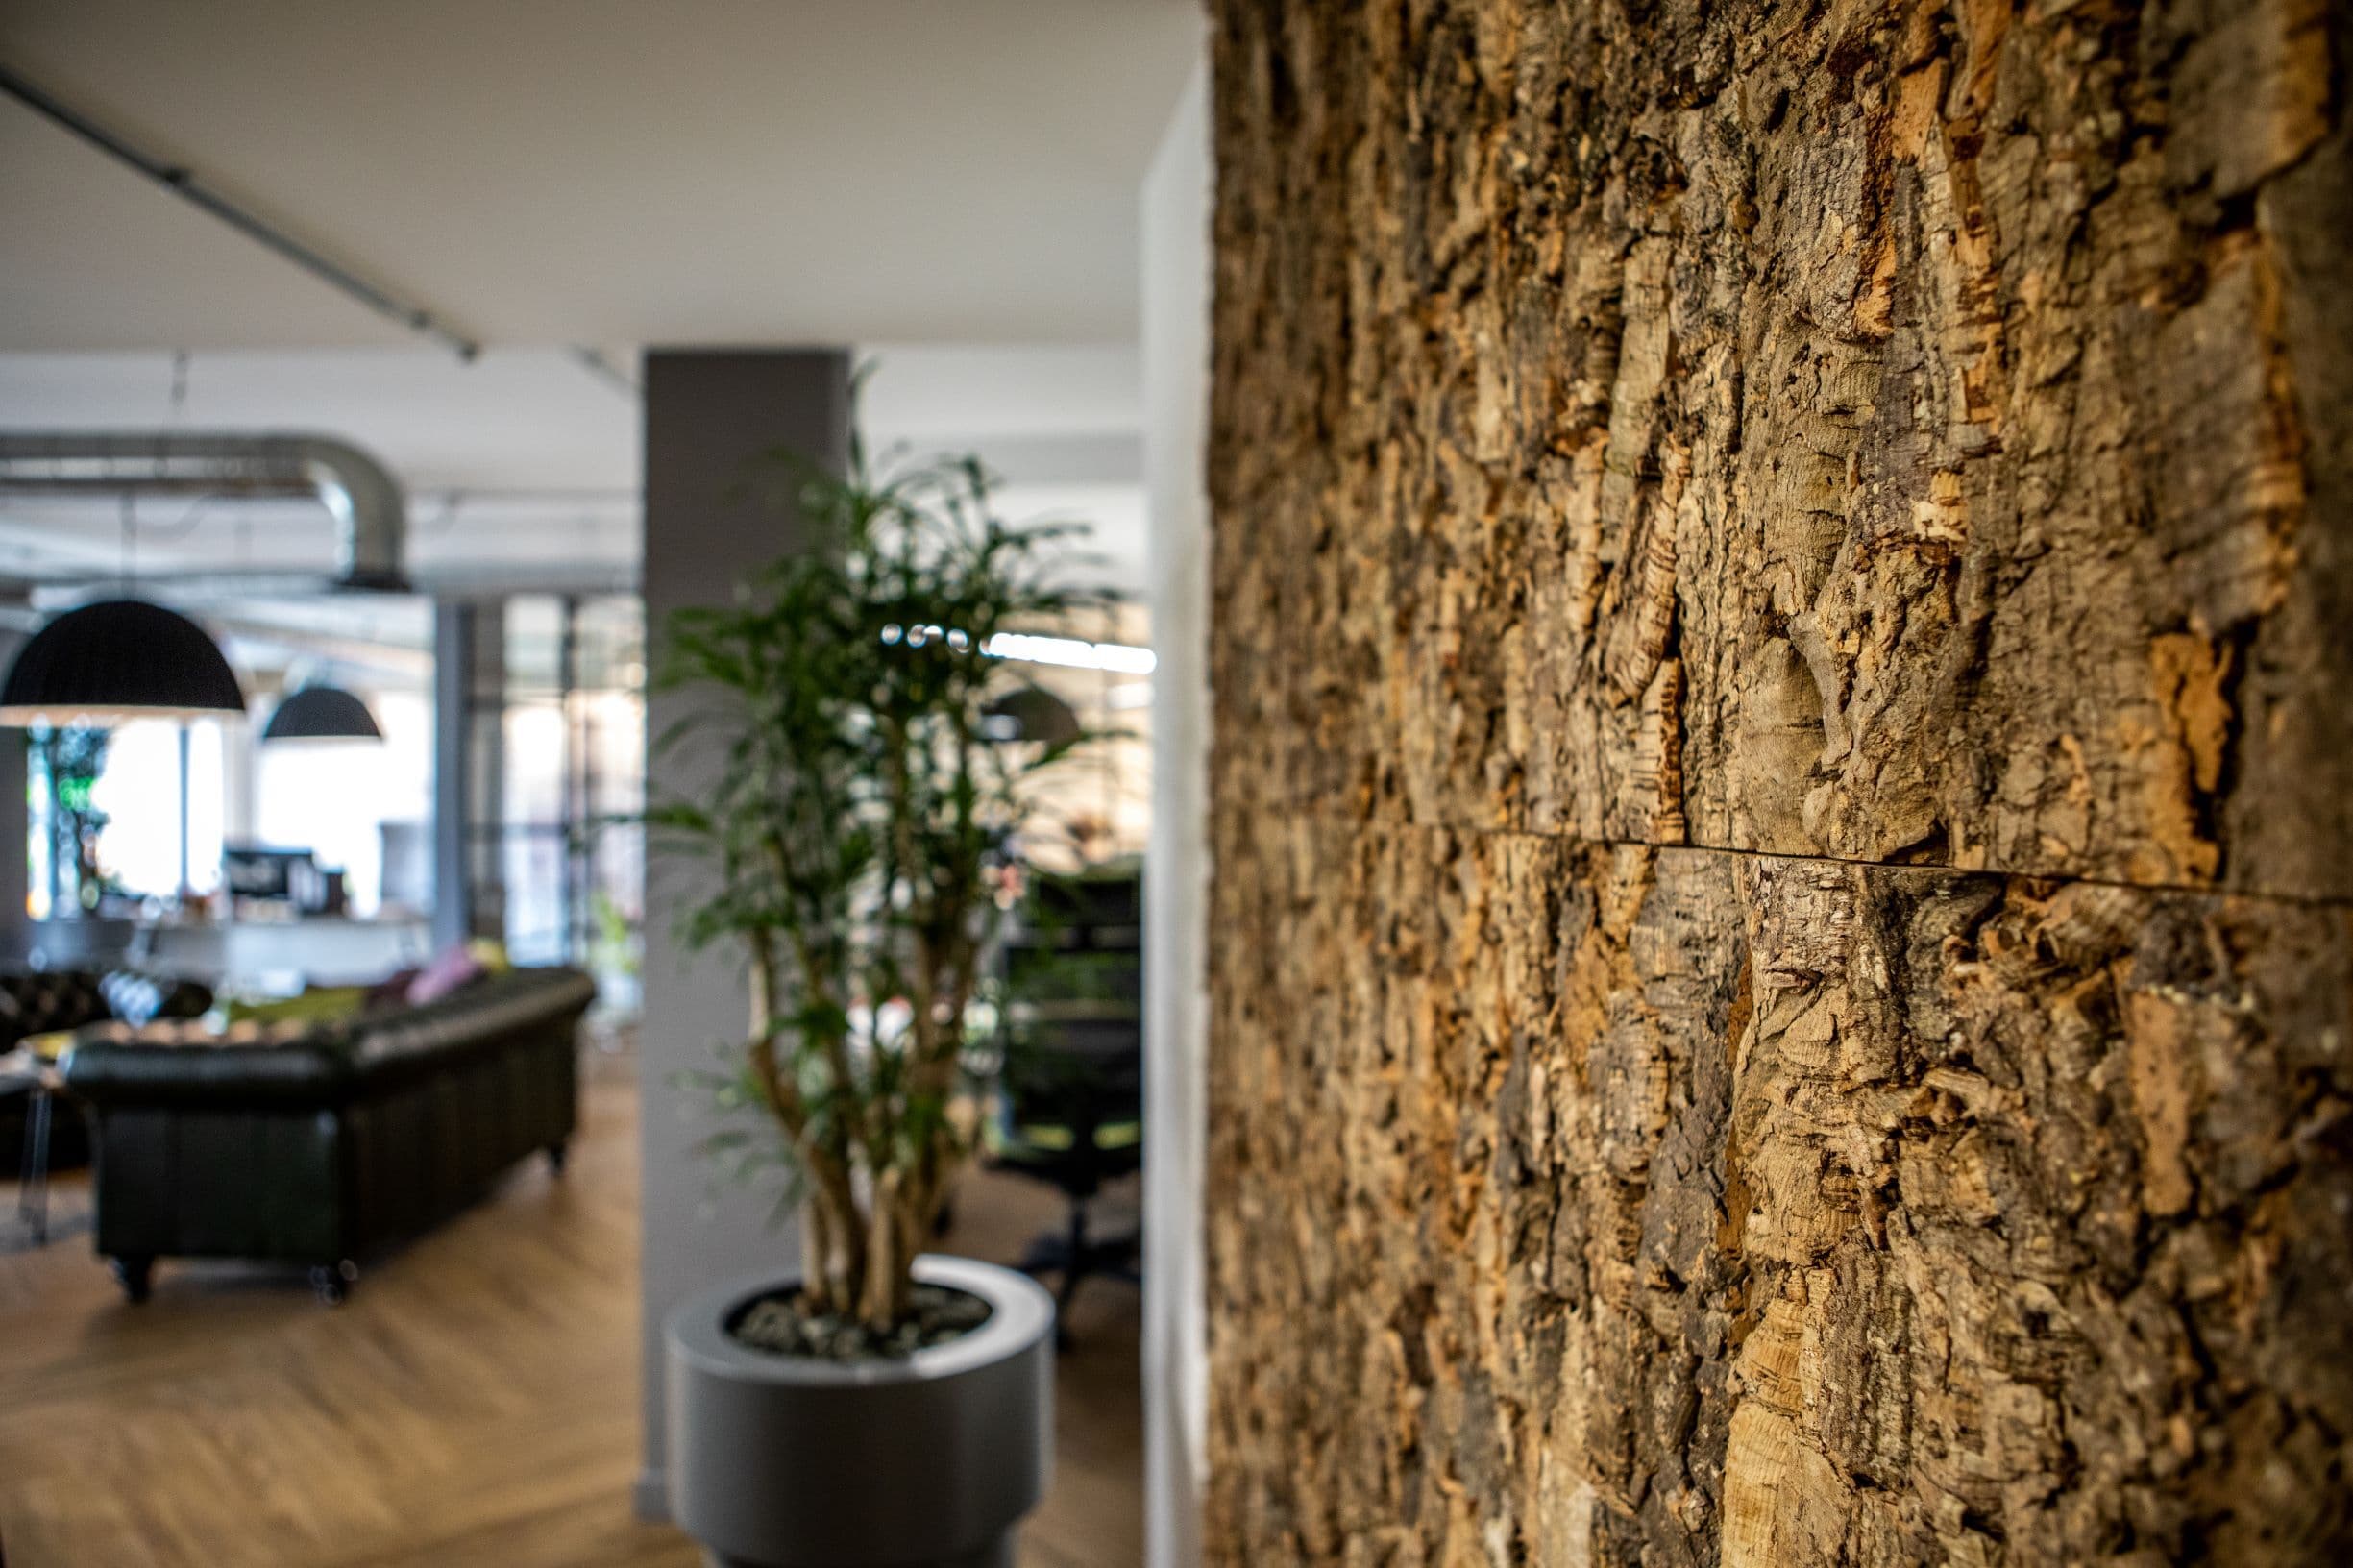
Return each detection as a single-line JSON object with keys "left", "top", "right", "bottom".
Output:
{"left": 1203, "top": 0, "right": 2353, "bottom": 1564}
{"left": 1205, "top": 824, "right": 2353, "bottom": 1562}
{"left": 1206, "top": 0, "right": 2351, "bottom": 897}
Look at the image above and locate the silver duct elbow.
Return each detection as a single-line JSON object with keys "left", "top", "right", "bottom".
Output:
{"left": 0, "top": 430, "right": 408, "bottom": 590}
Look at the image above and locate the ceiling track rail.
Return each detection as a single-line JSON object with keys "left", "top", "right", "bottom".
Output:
{"left": 568, "top": 346, "right": 641, "bottom": 397}
{"left": 0, "top": 61, "right": 482, "bottom": 362}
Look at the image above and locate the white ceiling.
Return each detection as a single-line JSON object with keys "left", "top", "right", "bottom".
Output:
{"left": 0, "top": 0, "right": 1202, "bottom": 349}
{"left": 0, "top": 4, "right": 1185, "bottom": 624}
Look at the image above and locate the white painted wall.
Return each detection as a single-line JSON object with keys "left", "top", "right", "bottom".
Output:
{"left": 1140, "top": 49, "right": 1211, "bottom": 1568}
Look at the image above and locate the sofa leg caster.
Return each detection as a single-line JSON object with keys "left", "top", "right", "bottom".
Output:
{"left": 547, "top": 1139, "right": 569, "bottom": 1176}
{"left": 109, "top": 1255, "right": 155, "bottom": 1304}
{"left": 311, "top": 1262, "right": 357, "bottom": 1307}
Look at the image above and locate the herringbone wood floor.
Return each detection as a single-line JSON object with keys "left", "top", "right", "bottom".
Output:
{"left": 0, "top": 1061, "right": 1142, "bottom": 1566}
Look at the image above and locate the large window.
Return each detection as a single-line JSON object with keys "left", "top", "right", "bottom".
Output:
{"left": 90, "top": 721, "right": 223, "bottom": 901}
{"left": 30, "top": 720, "right": 225, "bottom": 916}
{"left": 252, "top": 690, "right": 432, "bottom": 918}
{"left": 498, "top": 595, "right": 644, "bottom": 1007}
{"left": 26, "top": 690, "right": 433, "bottom": 921}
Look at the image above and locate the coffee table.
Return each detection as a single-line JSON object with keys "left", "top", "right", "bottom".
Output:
{"left": 1, "top": 1048, "right": 64, "bottom": 1244}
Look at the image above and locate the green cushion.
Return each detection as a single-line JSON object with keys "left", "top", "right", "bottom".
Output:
{"left": 221, "top": 986, "right": 370, "bottom": 1028}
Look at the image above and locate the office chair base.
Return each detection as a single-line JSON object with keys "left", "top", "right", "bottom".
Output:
{"left": 1016, "top": 1203, "right": 1140, "bottom": 1345}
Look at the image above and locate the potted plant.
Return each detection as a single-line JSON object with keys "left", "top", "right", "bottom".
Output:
{"left": 650, "top": 416, "right": 1095, "bottom": 1568}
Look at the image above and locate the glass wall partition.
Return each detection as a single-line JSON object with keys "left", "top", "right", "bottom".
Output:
{"left": 499, "top": 594, "right": 644, "bottom": 1016}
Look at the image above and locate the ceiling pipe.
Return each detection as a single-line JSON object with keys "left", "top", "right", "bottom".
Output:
{"left": 14, "top": 563, "right": 638, "bottom": 606}
{"left": 0, "top": 430, "right": 407, "bottom": 590}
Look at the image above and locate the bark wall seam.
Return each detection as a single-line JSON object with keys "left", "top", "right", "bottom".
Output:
{"left": 1241, "top": 807, "right": 2353, "bottom": 914}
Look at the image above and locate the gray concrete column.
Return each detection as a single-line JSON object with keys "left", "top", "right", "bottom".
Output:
{"left": 635, "top": 348, "right": 851, "bottom": 1520}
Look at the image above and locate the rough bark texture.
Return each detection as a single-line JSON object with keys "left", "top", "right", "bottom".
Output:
{"left": 1203, "top": 1, "right": 2353, "bottom": 1563}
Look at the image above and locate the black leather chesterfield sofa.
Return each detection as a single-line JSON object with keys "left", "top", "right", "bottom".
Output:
{"left": 61, "top": 967, "right": 595, "bottom": 1304}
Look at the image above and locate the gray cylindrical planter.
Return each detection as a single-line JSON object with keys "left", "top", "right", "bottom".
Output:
{"left": 666, "top": 1254, "right": 1055, "bottom": 1568}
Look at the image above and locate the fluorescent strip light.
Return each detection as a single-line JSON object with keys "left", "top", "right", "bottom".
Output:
{"left": 983, "top": 632, "right": 1157, "bottom": 675}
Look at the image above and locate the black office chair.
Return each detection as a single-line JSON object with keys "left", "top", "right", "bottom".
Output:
{"left": 986, "top": 867, "right": 1143, "bottom": 1340}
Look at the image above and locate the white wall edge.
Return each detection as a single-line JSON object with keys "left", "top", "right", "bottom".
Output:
{"left": 1140, "top": 43, "right": 1213, "bottom": 1568}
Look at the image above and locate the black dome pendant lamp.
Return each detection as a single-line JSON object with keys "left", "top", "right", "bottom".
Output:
{"left": 0, "top": 598, "right": 247, "bottom": 727}
{"left": 262, "top": 684, "right": 381, "bottom": 742}
{"left": 981, "top": 683, "right": 1082, "bottom": 745}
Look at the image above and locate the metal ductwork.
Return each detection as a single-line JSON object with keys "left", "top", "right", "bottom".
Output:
{"left": 0, "top": 430, "right": 407, "bottom": 590}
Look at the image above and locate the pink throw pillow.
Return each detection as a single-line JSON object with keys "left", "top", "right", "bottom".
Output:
{"left": 404, "top": 945, "right": 485, "bottom": 1006}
